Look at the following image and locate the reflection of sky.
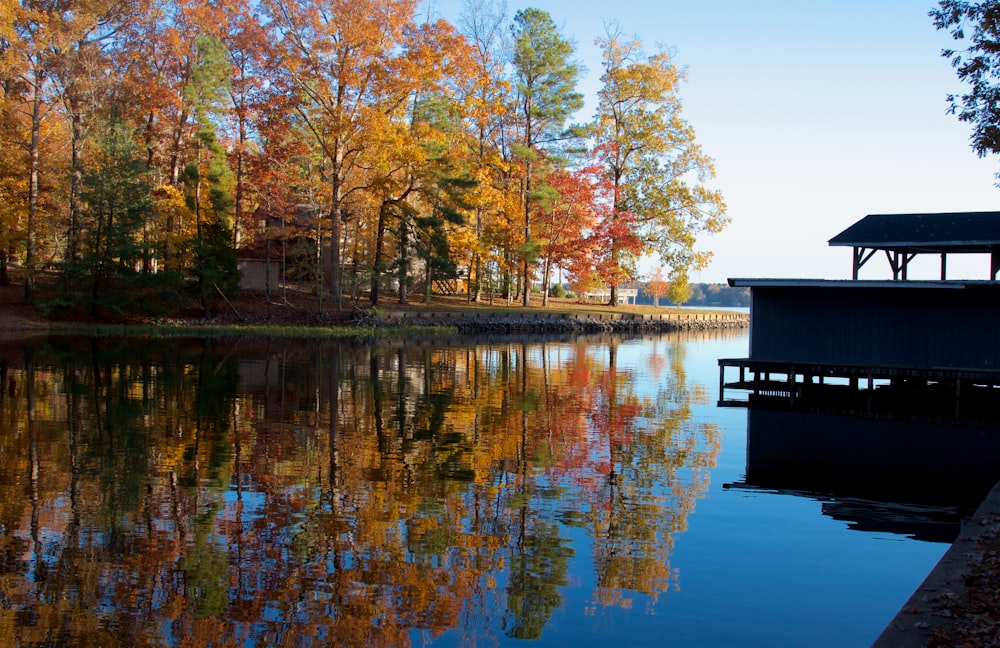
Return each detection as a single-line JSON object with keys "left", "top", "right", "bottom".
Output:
{"left": 500, "top": 331, "right": 949, "bottom": 647}
{"left": 655, "top": 332, "right": 943, "bottom": 647}
{"left": 611, "top": 332, "right": 749, "bottom": 398}
{"left": 223, "top": 487, "right": 266, "bottom": 520}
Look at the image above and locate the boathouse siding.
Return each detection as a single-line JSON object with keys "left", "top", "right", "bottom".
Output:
{"left": 733, "top": 279, "right": 1000, "bottom": 370}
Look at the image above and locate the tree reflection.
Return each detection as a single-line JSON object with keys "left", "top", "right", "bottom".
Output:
{"left": 0, "top": 332, "right": 720, "bottom": 645}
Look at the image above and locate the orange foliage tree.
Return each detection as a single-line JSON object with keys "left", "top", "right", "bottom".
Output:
{"left": 533, "top": 164, "right": 600, "bottom": 305}
{"left": 646, "top": 267, "right": 669, "bottom": 307}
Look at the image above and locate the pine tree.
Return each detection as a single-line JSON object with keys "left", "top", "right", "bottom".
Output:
{"left": 511, "top": 8, "right": 583, "bottom": 306}
{"left": 79, "top": 121, "right": 151, "bottom": 315}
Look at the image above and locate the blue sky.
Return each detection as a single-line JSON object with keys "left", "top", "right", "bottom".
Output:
{"left": 426, "top": 0, "right": 1000, "bottom": 283}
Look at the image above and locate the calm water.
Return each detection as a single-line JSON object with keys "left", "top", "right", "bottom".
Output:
{"left": 0, "top": 331, "right": 969, "bottom": 646}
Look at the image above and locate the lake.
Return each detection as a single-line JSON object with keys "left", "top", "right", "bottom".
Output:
{"left": 0, "top": 331, "right": 977, "bottom": 646}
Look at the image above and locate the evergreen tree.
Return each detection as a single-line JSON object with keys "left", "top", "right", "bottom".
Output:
{"left": 193, "top": 215, "right": 240, "bottom": 315}
{"left": 511, "top": 8, "right": 583, "bottom": 305}
{"left": 78, "top": 121, "right": 151, "bottom": 316}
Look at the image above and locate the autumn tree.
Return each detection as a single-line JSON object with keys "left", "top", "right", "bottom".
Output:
{"left": 592, "top": 27, "right": 727, "bottom": 304}
{"left": 584, "top": 167, "right": 644, "bottom": 296}
{"left": 0, "top": 63, "right": 27, "bottom": 286}
{"left": 666, "top": 267, "right": 692, "bottom": 306}
{"left": 646, "top": 266, "right": 669, "bottom": 307}
{"left": 511, "top": 8, "right": 583, "bottom": 306}
{"left": 3, "top": 0, "right": 71, "bottom": 303}
{"left": 263, "top": 0, "right": 426, "bottom": 311}
{"left": 457, "top": 0, "right": 512, "bottom": 303}
{"left": 0, "top": 1, "right": 737, "bottom": 315}
{"left": 217, "top": 0, "right": 269, "bottom": 249}
{"left": 108, "top": 0, "right": 232, "bottom": 280}
{"left": 533, "top": 164, "right": 599, "bottom": 306}
{"left": 47, "top": 0, "right": 129, "bottom": 265}
{"left": 362, "top": 17, "right": 475, "bottom": 306}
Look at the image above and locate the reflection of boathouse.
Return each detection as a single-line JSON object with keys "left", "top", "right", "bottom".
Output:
{"left": 719, "top": 211, "right": 1000, "bottom": 542}
{"left": 724, "top": 407, "right": 1000, "bottom": 542}
{"left": 720, "top": 211, "right": 1000, "bottom": 410}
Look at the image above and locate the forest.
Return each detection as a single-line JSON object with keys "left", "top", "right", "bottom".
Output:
{"left": 0, "top": 0, "right": 727, "bottom": 318}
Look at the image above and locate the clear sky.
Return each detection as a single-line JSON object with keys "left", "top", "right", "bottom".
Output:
{"left": 426, "top": 0, "right": 1000, "bottom": 283}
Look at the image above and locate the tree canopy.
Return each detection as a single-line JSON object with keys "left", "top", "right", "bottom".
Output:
{"left": 932, "top": 1, "right": 1000, "bottom": 163}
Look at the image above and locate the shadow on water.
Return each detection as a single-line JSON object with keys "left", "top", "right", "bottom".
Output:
{"left": 725, "top": 399, "right": 1000, "bottom": 544}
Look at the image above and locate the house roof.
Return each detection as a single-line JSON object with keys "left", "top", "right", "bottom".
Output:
{"left": 828, "top": 211, "right": 1000, "bottom": 252}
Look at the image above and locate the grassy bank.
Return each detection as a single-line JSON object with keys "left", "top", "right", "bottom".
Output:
{"left": 81, "top": 322, "right": 460, "bottom": 339}
{"left": 0, "top": 277, "right": 744, "bottom": 339}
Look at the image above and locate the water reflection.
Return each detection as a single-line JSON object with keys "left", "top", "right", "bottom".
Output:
{"left": 726, "top": 405, "right": 1000, "bottom": 543}
{"left": 0, "top": 333, "right": 720, "bottom": 646}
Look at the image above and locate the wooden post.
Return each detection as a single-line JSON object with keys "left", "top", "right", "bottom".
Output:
{"left": 886, "top": 250, "right": 900, "bottom": 280}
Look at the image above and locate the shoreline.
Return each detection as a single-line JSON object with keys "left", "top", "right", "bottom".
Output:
{"left": 0, "top": 299, "right": 750, "bottom": 339}
{"left": 873, "top": 479, "right": 1000, "bottom": 646}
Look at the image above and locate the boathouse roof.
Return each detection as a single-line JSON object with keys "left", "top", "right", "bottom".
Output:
{"left": 828, "top": 211, "right": 1000, "bottom": 251}
{"left": 827, "top": 211, "right": 1000, "bottom": 280}
{"left": 727, "top": 278, "right": 972, "bottom": 289}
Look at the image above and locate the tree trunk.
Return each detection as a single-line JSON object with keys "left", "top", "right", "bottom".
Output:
{"left": 68, "top": 109, "right": 83, "bottom": 264}
{"left": 233, "top": 117, "right": 246, "bottom": 248}
{"left": 315, "top": 212, "right": 323, "bottom": 314}
{"left": 25, "top": 65, "right": 43, "bottom": 306}
{"left": 91, "top": 195, "right": 108, "bottom": 316}
{"left": 542, "top": 256, "right": 552, "bottom": 307}
{"left": 144, "top": 109, "right": 156, "bottom": 171}
{"left": 371, "top": 203, "right": 387, "bottom": 307}
{"left": 194, "top": 146, "right": 206, "bottom": 316}
{"left": 397, "top": 215, "right": 408, "bottom": 305}
{"left": 329, "top": 147, "right": 345, "bottom": 311}
{"left": 469, "top": 258, "right": 478, "bottom": 303}
{"left": 424, "top": 246, "right": 433, "bottom": 304}
{"left": 522, "top": 158, "right": 532, "bottom": 307}
{"left": 168, "top": 107, "right": 188, "bottom": 187}
{"left": 471, "top": 205, "right": 484, "bottom": 303}
{"left": 609, "top": 238, "right": 619, "bottom": 305}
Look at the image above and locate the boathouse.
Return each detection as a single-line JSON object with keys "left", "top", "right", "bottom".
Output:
{"left": 719, "top": 211, "right": 1000, "bottom": 410}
